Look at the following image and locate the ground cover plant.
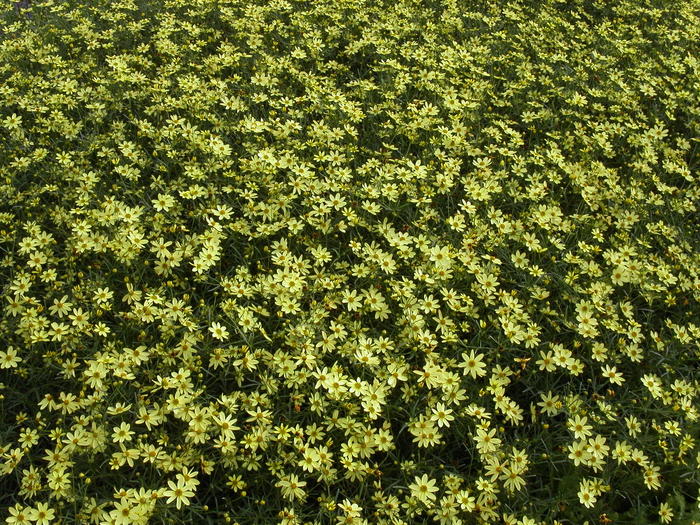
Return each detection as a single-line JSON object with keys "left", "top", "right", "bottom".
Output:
{"left": 1, "top": 0, "right": 700, "bottom": 523}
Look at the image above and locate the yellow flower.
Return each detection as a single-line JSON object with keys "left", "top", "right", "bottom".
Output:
{"left": 474, "top": 426, "right": 501, "bottom": 454}
{"left": 163, "top": 480, "right": 195, "bottom": 510}
{"left": 209, "top": 321, "right": 229, "bottom": 341}
{"left": 601, "top": 365, "right": 624, "bottom": 385}
{"left": 6, "top": 504, "right": 31, "bottom": 525}
{"left": 409, "top": 474, "right": 439, "bottom": 505}
{"left": 458, "top": 350, "right": 487, "bottom": 378}
{"left": 643, "top": 465, "right": 662, "bottom": 490}
{"left": 658, "top": 502, "right": 674, "bottom": 524}
{"left": 501, "top": 464, "right": 526, "bottom": 493}
{"left": 276, "top": 473, "right": 307, "bottom": 501}
{"left": 430, "top": 402, "right": 454, "bottom": 428}
{"left": 577, "top": 480, "right": 597, "bottom": 508}
{"left": 111, "top": 422, "right": 134, "bottom": 444}
{"left": 93, "top": 287, "right": 113, "bottom": 304}
{"left": 48, "top": 295, "right": 72, "bottom": 318}
{"left": 152, "top": 193, "right": 175, "bottom": 212}
{"left": 568, "top": 440, "right": 590, "bottom": 467}
{"left": 27, "top": 502, "right": 55, "bottom": 525}
{"left": 536, "top": 350, "right": 557, "bottom": 372}
{"left": 0, "top": 347, "right": 21, "bottom": 369}
{"left": 109, "top": 500, "right": 140, "bottom": 525}
{"left": 567, "top": 415, "right": 592, "bottom": 440}
{"left": 537, "top": 391, "right": 560, "bottom": 416}
{"left": 587, "top": 435, "right": 610, "bottom": 459}
{"left": 341, "top": 289, "right": 362, "bottom": 311}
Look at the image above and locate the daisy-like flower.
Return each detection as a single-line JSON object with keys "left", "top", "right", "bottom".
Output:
{"left": 0, "top": 346, "right": 21, "bottom": 369}
{"left": 163, "top": 479, "right": 195, "bottom": 510}
{"left": 643, "top": 465, "right": 662, "bottom": 490}
{"left": 587, "top": 435, "right": 610, "bottom": 459}
{"left": 567, "top": 415, "right": 593, "bottom": 440}
{"left": 537, "top": 391, "right": 560, "bottom": 416}
{"left": 209, "top": 321, "right": 229, "bottom": 341}
{"left": 409, "top": 474, "right": 439, "bottom": 506}
{"left": 430, "top": 402, "right": 454, "bottom": 428}
{"left": 429, "top": 245, "right": 452, "bottom": 269}
{"left": 567, "top": 440, "right": 590, "bottom": 467}
{"left": 658, "top": 502, "right": 674, "bottom": 524}
{"left": 27, "top": 502, "right": 55, "bottom": 525}
{"left": 152, "top": 193, "right": 175, "bottom": 212}
{"left": 501, "top": 464, "right": 526, "bottom": 493}
{"left": 93, "top": 287, "right": 113, "bottom": 304}
{"left": 111, "top": 422, "right": 134, "bottom": 444}
{"left": 6, "top": 504, "right": 31, "bottom": 525}
{"left": 577, "top": 481, "right": 597, "bottom": 508}
{"left": 48, "top": 295, "right": 72, "bottom": 317}
{"left": 341, "top": 288, "right": 362, "bottom": 311}
{"left": 456, "top": 489, "right": 475, "bottom": 511}
{"left": 474, "top": 426, "right": 501, "bottom": 454}
{"left": 110, "top": 500, "right": 141, "bottom": 525}
{"left": 612, "top": 440, "right": 632, "bottom": 464}
{"left": 601, "top": 365, "right": 624, "bottom": 385}
{"left": 276, "top": 473, "right": 307, "bottom": 501}
{"left": 458, "top": 350, "right": 487, "bottom": 378}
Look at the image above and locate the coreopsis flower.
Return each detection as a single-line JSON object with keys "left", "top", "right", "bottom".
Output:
{"left": 568, "top": 440, "right": 590, "bottom": 467}
{"left": 26, "top": 502, "right": 55, "bottom": 525}
{"left": 501, "top": 464, "right": 526, "bottom": 493}
{"left": 111, "top": 423, "right": 134, "bottom": 444}
{"left": 408, "top": 474, "right": 439, "bottom": 506}
{"left": 567, "top": 415, "right": 593, "bottom": 440}
{"left": 601, "top": 365, "right": 624, "bottom": 385}
{"left": 0, "top": 347, "right": 21, "bottom": 369}
{"left": 6, "top": 504, "right": 32, "bottom": 525}
{"left": 276, "top": 473, "right": 307, "bottom": 501}
{"left": 577, "top": 483, "right": 597, "bottom": 508}
{"left": 209, "top": 321, "right": 229, "bottom": 341}
{"left": 163, "top": 480, "right": 195, "bottom": 510}
{"left": 658, "top": 502, "right": 674, "bottom": 524}
{"left": 643, "top": 465, "right": 662, "bottom": 490}
{"left": 474, "top": 426, "right": 501, "bottom": 454}
{"left": 458, "top": 350, "right": 487, "bottom": 378}
{"left": 48, "top": 295, "right": 72, "bottom": 318}
{"left": 430, "top": 403, "right": 454, "bottom": 428}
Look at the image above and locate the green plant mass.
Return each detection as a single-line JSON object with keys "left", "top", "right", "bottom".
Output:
{"left": 1, "top": 0, "right": 699, "bottom": 523}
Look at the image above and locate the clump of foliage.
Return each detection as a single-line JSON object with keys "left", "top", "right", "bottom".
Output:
{"left": 1, "top": 0, "right": 699, "bottom": 523}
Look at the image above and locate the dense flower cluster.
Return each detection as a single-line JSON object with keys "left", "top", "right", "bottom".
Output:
{"left": 1, "top": 0, "right": 699, "bottom": 523}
